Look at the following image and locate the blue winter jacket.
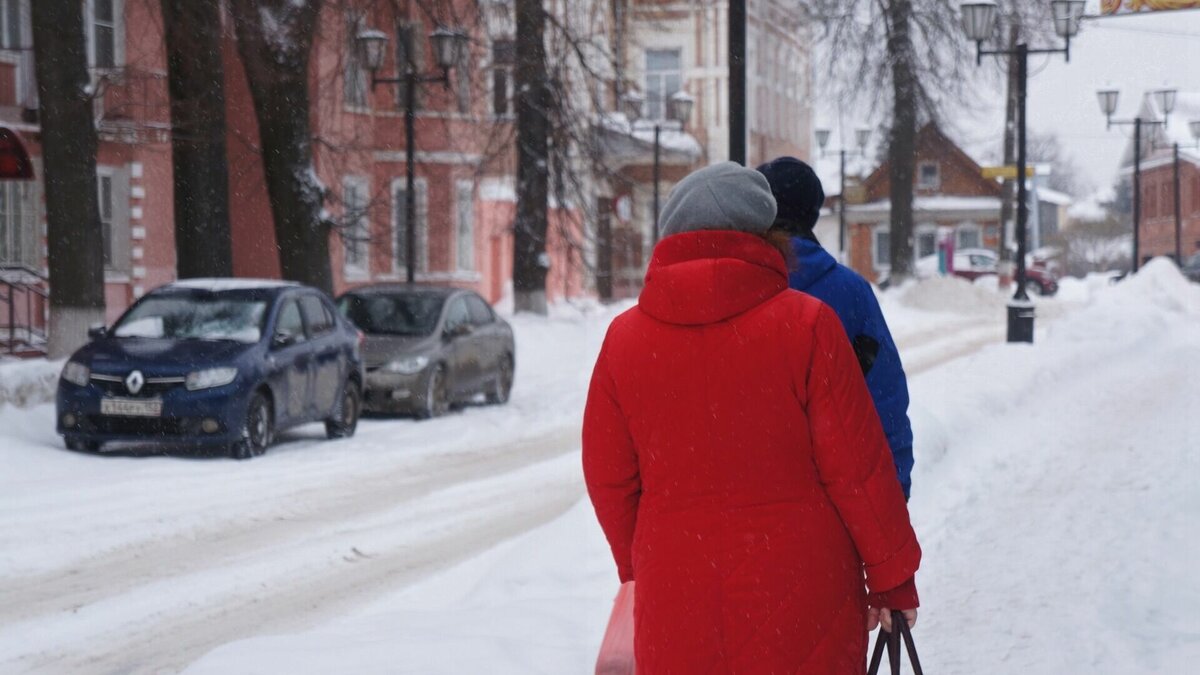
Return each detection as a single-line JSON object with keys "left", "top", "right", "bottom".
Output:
{"left": 789, "top": 237, "right": 914, "bottom": 498}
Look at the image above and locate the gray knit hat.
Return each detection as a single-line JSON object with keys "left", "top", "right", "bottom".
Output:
{"left": 658, "top": 161, "right": 778, "bottom": 239}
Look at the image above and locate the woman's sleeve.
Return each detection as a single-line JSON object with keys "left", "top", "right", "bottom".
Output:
{"left": 804, "top": 304, "right": 921, "bottom": 594}
{"left": 582, "top": 341, "right": 640, "bottom": 583}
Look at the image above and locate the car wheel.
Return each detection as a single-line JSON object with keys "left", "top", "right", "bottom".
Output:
{"left": 65, "top": 437, "right": 101, "bottom": 453}
{"left": 231, "top": 392, "right": 272, "bottom": 460}
{"left": 417, "top": 366, "right": 449, "bottom": 419}
{"left": 486, "top": 356, "right": 514, "bottom": 405}
{"left": 325, "top": 381, "right": 361, "bottom": 439}
{"left": 1024, "top": 280, "right": 1043, "bottom": 297}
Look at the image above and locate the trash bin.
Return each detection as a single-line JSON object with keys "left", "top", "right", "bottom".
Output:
{"left": 1007, "top": 300, "right": 1035, "bottom": 343}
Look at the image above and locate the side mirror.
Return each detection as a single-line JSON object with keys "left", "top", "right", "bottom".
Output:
{"left": 444, "top": 323, "right": 472, "bottom": 340}
{"left": 271, "top": 332, "right": 295, "bottom": 349}
{"left": 87, "top": 324, "right": 108, "bottom": 340}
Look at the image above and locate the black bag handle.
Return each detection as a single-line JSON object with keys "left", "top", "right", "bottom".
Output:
{"left": 867, "top": 610, "right": 924, "bottom": 675}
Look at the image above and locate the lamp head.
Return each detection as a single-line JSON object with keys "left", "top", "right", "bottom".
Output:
{"left": 960, "top": 2, "right": 998, "bottom": 43}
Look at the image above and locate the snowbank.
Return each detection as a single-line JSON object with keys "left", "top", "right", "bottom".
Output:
{"left": 0, "top": 358, "right": 61, "bottom": 409}
{"left": 889, "top": 275, "right": 1007, "bottom": 315}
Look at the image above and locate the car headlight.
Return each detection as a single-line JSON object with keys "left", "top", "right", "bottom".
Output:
{"left": 186, "top": 367, "right": 239, "bottom": 391}
{"left": 61, "top": 361, "right": 90, "bottom": 387}
{"left": 383, "top": 356, "right": 429, "bottom": 375}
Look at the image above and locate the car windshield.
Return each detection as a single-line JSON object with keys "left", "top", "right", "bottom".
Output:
{"left": 339, "top": 293, "right": 444, "bottom": 336}
{"left": 112, "top": 294, "right": 268, "bottom": 343}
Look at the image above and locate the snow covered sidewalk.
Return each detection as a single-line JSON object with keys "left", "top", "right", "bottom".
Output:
{"left": 188, "top": 263, "right": 1200, "bottom": 674}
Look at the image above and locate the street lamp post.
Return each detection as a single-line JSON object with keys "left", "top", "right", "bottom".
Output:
{"left": 960, "top": 0, "right": 1083, "bottom": 344}
{"left": 359, "top": 27, "right": 468, "bottom": 283}
{"left": 623, "top": 89, "right": 694, "bottom": 243}
{"left": 815, "top": 127, "right": 871, "bottom": 262}
{"left": 1095, "top": 87, "right": 1176, "bottom": 271}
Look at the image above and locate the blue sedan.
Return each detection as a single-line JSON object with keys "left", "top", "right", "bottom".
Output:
{"left": 56, "top": 279, "right": 364, "bottom": 459}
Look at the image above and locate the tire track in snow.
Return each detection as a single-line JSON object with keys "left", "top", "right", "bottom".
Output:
{"left": 5, "top": 454, "right": 585, "bottom": 675}
{"left": 0, "top": 425, "right": 580, "bottom": 627}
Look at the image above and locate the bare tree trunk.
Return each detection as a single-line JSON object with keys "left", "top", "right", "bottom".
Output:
{"left": 228, "top": 0, "right": 332, "bottom": 294}
{"left": 885, "top": 0, "right": 917, "bottom": 282}
{"left": 162, "top": 0, "right": 233, "bottom": 279}
{"left": 997, "top": 23, "right": 1019, "bottom": 289}
{"left": 31, "top": 0, "right": 105, "bottom": 357}
{"left": 512, "top": 0, "right": 551, "bottom": 314}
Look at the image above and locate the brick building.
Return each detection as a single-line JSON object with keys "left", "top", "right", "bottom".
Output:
{"left": 1118, "top": 92, "right": 1200, "bottom": 264}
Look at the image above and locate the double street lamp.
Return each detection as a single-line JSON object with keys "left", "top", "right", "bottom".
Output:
{"left": 622, "top": 89, "right": 695, "bottom": 243}
{"left": 960, "top": 0, "right": 1083, "bottom": 344}
{"left": 357, "top": 26, "right": 469, "bottom": 283}
{"left": 1096, "top": 87, "right": 1200, "bottom": 269}
{"left": 814, "top": 127, "right": 871, "bottom": 261}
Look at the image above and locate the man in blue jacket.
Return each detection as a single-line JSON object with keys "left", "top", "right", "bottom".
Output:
{"left": 757, "top": 157, "right": 914, "bottom": 499}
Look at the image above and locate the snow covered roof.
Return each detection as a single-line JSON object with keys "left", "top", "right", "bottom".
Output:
{"left": 596, "top": 112, "right": 703, "bottom": 159}
{"left": 1067, "top": 187, "right": 1114, "bottom": 223}
{"left": 1036, "top": 187, "right": 1072, "bottom": 206}
{"left": 853, "top": 196, "right": 1001, "bottom": 213}
{"left": 1119, "top": 91, "right": 1200, "bottom": 169}
{"left": 168, "top": 278, "right": 300, "bottom": 292}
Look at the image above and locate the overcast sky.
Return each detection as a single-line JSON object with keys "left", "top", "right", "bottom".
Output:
{"left": 813, "top": 3, "right": 1200, "bottom": 198}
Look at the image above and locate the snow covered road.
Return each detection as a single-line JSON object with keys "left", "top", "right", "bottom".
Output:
{"left": 5, "top": 270, "right": 1194, "bottom": 674}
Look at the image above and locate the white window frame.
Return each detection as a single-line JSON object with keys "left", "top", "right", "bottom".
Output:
{"left": 85, "top": 0, "right": 124, "bottom": 71}
{"left": 915, "top": 223, "right": 938, "bottom": 260}
{"left": 0, "top": 0, "right": 21, "bottom": 51}
{"left": 644, "top": 48, "right": 682, "bottom": 121}
{"left": 454, "top": 179, "right": 475, "bottom": 272}
{"left": 917, "top": 161, "right": 940, "bottom": 190}
{"left": 956, "top": 222, "right": 982, "bottom": 250}
{"left": 97, "top": 167, "right": 115, "bottom": 270}
{"left": 391, "top": 177, "right": 428, "bottom": 276}
{"left": 873, "top": 227, "right": 891, "bottom": 271}
{"left": 0, "top": 179, "right": 35, "bottom": 268}
{"left": 341, "top": 176, "right": 370, "bottom": 279}
{"left": 490, "top": 37, "right": 515, "bottom": 119}
{"left": 343, "top": 10, "right": 368, "bottom": 110}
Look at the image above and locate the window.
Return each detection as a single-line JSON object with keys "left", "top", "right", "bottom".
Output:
{"left": 444, "top": 297, "right": 470, "bottom": 331}
{"left": 0, "top": 0, "right": 20, "bottom": 50}
{"left": 956, "top": 224, "right": 982, "bottom": 250}
{"left": 274, "top": 300, "right": 306, "bottom": 343}
{"left": 300, "top": 295, "right": 335, "bottom": 337}
{"left": 874, "top": 228, "right": 891, "bottom": 268}
{"left": 465, "top": 294, "right": 494, "bottom": 326}
{"left": 455, "top": 36, "right": 471, "bottom": 113}
{"left": 90, "top": 0, "right": 121, "bottom": 69}
{"left": 492, "top": 39, "right": 515, "bottom": 116}
{"left": 342, "top": 177, "right": 369, "bottom": 276}
{"left": 99, "top": 173, "right": 114, "bottom": 268}
{"left": 917, "top": 162, "right": 940, "bottom": 190}
{"left": 455, "top": 180, "right": 475, "bottom": 271}
{"left": 393, "top": 179, "right": 428, "bottom": 274}
{"left": 343, "top": 12, "right": 368, "bottom": 108}
{"left": 0, "top": 181, "right": 35, "bottom": 267}
{"left": 916, "top": 229, "right": 937, "bottom": 259}
{"left": 644, "top": 49, "right": 681, "bottom": 121}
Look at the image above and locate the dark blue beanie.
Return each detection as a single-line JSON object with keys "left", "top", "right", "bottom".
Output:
{"left": 755, "top": 157, "right": 825, "bottom": 233}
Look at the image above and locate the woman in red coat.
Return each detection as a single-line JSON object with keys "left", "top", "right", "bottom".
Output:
{"left": 583, "top": 162, "right": 921, "bottom": 673}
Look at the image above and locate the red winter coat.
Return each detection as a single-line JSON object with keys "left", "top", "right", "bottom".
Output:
{"left": 583, "top": 231, "right": 921, "bottom": 674}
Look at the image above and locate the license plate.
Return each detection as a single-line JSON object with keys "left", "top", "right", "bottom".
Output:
{"left": 100, "top": 397, "right": 163, "bottom": 417}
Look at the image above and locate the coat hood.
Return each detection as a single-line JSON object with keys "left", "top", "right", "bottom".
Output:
{"left": 788, "top": 236, "right": 838, "bottom": 291}
{"left": 639, "top": 231, "right": 789, "bottom": 326}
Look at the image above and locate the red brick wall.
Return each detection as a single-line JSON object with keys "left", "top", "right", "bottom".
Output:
{"left": 1137, "top": 159, "right": 1200, "bottom": 262}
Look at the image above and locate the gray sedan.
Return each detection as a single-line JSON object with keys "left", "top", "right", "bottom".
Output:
{"left": 337, "top": 286, "right": 514, "bottom": 417}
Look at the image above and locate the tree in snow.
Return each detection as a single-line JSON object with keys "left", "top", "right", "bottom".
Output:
{"left": 806, "top": 0, "right": 977, "bottom": 283}
{"left": 31, "top": 0, "right": 106, "bottom": 357}
{"left": 512, "top": 0, "right": 552, "bottom": 314}
{"left": 228, "top": 0, "right": 333, "bottom": 294}
{"left": 161, "top": 0, "right": 234, "bottom": 279}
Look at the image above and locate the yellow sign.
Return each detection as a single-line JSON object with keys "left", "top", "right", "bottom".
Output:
{"left": 981, "top": 166, "right": 1036, "bottom": 180}
{"left": 1101, "top": 0, "right": 1200, "bottom": 15}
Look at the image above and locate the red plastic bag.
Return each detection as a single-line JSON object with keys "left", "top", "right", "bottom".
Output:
{"left": 594, "top": 581, "right": 635, "bottom": 675}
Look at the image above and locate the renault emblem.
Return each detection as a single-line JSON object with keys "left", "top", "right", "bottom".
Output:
{"left": 125, "top": 370, "right": 145, "bottom": 395}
